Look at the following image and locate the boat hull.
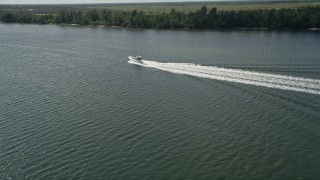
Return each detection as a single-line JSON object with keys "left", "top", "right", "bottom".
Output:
{"left": 128, "top": 56, "right": 143, "bottom": 63}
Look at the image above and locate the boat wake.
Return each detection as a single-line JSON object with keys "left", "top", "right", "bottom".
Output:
{"left": 128, "top": 60, "right": 320, "bottom": 95}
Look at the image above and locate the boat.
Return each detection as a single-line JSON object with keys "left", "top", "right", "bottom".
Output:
{"left": 128, "top": 56, "right": 142, "bottom": 63}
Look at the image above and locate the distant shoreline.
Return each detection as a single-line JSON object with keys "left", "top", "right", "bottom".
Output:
{"left": 1, "top": 21, "right": 320, "bottom": 33}
{"left": 1, "top": 3, "right": 320, "bottom": 31}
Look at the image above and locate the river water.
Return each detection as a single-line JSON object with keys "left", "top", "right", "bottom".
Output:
{"left": 1, "top": 24, "right": 320, "bottom": 179}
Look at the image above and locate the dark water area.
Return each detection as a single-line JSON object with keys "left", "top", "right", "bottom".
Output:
{"left": 0, "top": 24, "right": 320, "bottom": 179}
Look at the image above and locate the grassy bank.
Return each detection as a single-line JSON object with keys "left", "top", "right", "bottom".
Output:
{"left": 1, "top": 1, "right": 320, "bottom": 15}
{"left": 89, "top": 1, "right": 320, "bottom": 14}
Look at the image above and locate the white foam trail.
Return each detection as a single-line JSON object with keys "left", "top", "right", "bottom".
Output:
{"left": 128, "top": 60, "right": 320, "bottom": 95}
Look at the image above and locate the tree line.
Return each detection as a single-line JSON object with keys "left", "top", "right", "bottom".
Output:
{"left": 0, "top": 6, "right": 320, "bottom": 29}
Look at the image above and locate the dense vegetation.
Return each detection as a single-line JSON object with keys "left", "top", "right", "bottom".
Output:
{"left": 0, "top": 5, "right": 320, "bottom": 29}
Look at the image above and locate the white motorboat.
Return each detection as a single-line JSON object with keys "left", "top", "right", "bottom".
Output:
{"left": 128, "top": 56, "right": 142, "bottom": 63}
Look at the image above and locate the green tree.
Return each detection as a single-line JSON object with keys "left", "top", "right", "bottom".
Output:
{"left": 2, "top": 12, "right": 15, "bottom": 22}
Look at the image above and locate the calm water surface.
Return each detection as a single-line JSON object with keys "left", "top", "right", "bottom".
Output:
{"left": 1, "top": 24, "right": 320, "bottom": 179}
